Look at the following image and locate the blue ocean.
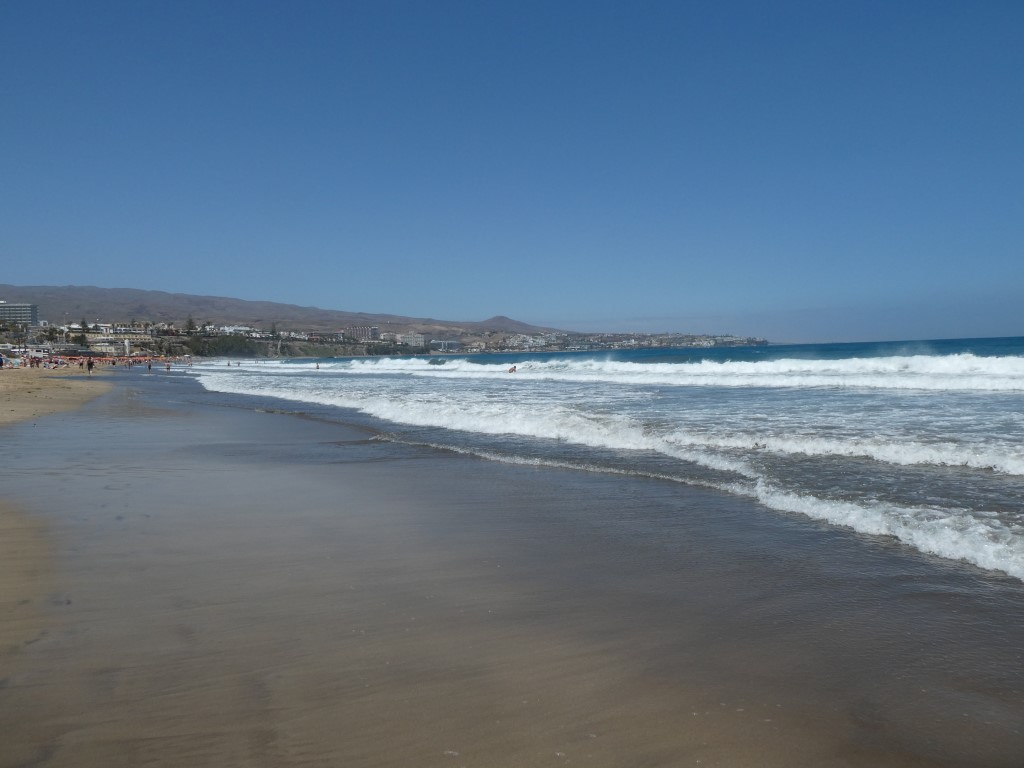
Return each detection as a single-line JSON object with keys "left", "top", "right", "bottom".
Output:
{"left": 190, "top": 336, "right": 1024, "bottom": 581}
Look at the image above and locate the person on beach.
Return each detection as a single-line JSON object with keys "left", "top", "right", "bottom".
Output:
{"left": 86, "top": 358, "right": 94, "bottom": 374}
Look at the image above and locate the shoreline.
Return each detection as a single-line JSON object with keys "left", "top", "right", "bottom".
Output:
{"left": 1, "top": 374, "right": 1022, "bottom": 766}
{"left": 0, "top": 367, "right": 112, "bottom": 716}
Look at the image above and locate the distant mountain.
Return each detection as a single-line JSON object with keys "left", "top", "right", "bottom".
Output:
{"left": 473, "top": 315, "right": 551, "bottom": 334}
{"left": 0, "top": 284, "right": 564, "bottom": 336}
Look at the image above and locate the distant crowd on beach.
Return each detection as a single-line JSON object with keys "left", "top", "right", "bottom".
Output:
{"left": 0, "top": 353, "right": 188, "bottom": 373}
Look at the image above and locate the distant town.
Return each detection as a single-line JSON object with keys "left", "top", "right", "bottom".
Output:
{"left": 0, "top": 299, "right": 768, "bottom": 361}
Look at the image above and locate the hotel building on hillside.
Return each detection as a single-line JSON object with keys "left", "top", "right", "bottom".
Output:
{"left": 347, "top": 325, "right": 380, "bottom": 342}
{"left": 0, "top": 301, "right": 40, "bottom": 326}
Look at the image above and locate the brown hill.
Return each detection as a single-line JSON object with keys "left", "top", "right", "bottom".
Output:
{"left": 0, "top": 285, "right": 564, "bottom": 336}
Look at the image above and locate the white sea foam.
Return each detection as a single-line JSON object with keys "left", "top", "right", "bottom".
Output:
{"left": 382, "top": 432, "right": 1024, "bottom": 582}
{"left": 382, "top": 437, "right": 695, "bottom": 484}
{"left": 190, "top": 349, "right": 1024, "bottom": 582}
{"left": 664, "top": 430, "right": 1024, "bottom": 476}
{"left": 748, "top": 482, "right": 1024, "bottom": 581}
{"left": 192, "top": 371, "right": 754, "bottom": 478}
{"left": 265, "top": 353, "right": 1024, "bottom": 392}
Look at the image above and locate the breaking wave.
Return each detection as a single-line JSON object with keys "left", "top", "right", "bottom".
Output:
{"left": 293, "top": 353, "right": 1024, "bottom": 392}
{"left": 190, "top": 342, "right": 1024, "bottom": 582}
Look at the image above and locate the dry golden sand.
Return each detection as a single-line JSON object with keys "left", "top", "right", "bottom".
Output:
{"left": 0, "top": 366, "right": 111, "bottom": 427}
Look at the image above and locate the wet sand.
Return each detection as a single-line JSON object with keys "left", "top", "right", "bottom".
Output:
{"left": 0, "top": 502, "right": 54, "bottom": 691}
{"left": 1, "top": 371, "right": 1022, "bottom": 767}
{"left": 1, "top": 367, "right": 111, "bottom": 712}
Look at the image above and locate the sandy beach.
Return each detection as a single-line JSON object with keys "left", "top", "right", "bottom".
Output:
{"left": 0, "top": 365, "right": 111, "bottom": 427}
{"left": 1, "top": 368, "right": 111, "bottom": 706}
{"left": 1, "top": 370, "right": 1022, "bottom": 767}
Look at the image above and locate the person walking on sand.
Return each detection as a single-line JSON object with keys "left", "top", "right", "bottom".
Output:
{"left": 86, "top": 358, "right": 94, "bottom": 374}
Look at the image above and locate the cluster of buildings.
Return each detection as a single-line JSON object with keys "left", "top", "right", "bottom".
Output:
{"left": 0, "top": 303, "right": 426, "bottom": 358}
{"left": 344, "top": 326, "right": 426, "bottom": 347}
{"left": 1, "top": 300, "right": 767, "bottom": 359}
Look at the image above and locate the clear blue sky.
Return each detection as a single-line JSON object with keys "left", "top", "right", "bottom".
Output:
{"left": 2, "top": 1, "right": 1021, "bottom": 342}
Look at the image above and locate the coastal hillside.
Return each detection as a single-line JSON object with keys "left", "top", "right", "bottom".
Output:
{"left": 0, "top": 284, "right": 560, "bottom": 336}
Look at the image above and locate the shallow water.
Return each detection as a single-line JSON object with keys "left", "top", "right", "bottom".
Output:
{"left": 192, "top": 336, "right": 1024, "bottom": 581}
{"left": 1, "top": 372, "right": 1022, "bottom": 766}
